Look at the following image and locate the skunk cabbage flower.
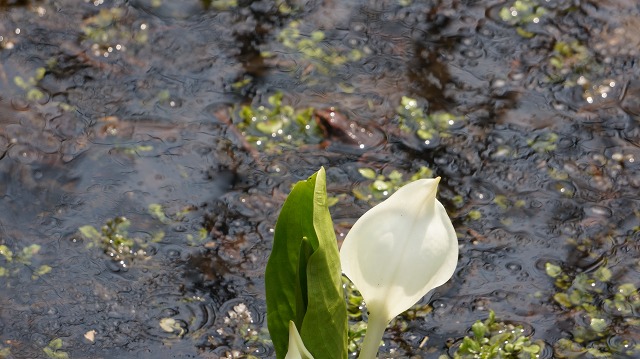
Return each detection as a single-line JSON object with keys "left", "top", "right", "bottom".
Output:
{"left": 340, "top": 177, "right": 458, "bottom": 359}
{"left": 284, "top": 321, "right": 315, "bottom": 359}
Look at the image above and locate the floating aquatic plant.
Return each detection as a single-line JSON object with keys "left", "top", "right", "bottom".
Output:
{"left": 498, "top": 0, "right": 548, "bottom": 38}
{"left": 237, "top": 92, "right": 319, "bottom": 152}
{"left": 354, "top": 166, "right": 433, "bottom": 202}
{"left": 266, "top": 21, "right": 364, "bottom": 74}
{"left": 396, "top": 96, "right": 462, "bottom": 143}
{"left": 546, "top": 262, "right": 640, "bottom": 357}
{"left": 79, "top": 216, "right": 163, "bottom": 267}
{"left": 452, "top": 310, "right": 544, "bottom": 359}
{"left": 0, "top": 243, "right": 51, "bottom": 280}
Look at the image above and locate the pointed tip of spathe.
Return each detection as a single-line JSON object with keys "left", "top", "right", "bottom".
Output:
{"left": 428, "top": 176, "right": 441, "bottom": 192}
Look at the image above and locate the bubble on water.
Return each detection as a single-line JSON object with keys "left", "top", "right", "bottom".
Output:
{"left": 506, "top": 262, "right": 523, "bottom": 272}
{"left": 470, "top": 185, "right": 494, "bottom": 204}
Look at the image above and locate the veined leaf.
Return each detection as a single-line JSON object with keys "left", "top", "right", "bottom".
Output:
{"left": 265, "top": 167, "right": 347, "bottom": 359}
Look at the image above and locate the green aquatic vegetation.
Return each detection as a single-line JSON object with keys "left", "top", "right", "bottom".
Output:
{"left": 498, "top": 0, "right": 547, "bottom": 37}
{"left": 265, "top": 168, "right": 348, "bottom": 358}
{"left": 0, "top": 243, "right": 51, "bottom": 280}
{"left": 545, "top": 40, "right": 594, "bottom": 88}
{"left": 81, "top": 7, "right": 148, "bottom": 54}
{"left": 42, "top": 338, "right": 69, "bottom": 359}
{"left": 526, "top": 131, "right": 557, "bottom": 153}
{"left": 452, "top": 310, "right": 544, "bottom": 359}
{"left": 544, "top": 38, "right": 614, "bottom": 104}
{"left": 493, "top": 195, "right": 526, "bottom": 211}
{"left": 12, "top": 60, "right": 74, "bottom": 110}
{"left": 343, "top": 277, "right": 368, "bottom": 353}
{"left": 353, "top": 166, "right": 433, "bottom": 202}
{"left": 186, "top": 228, "right": 209, "bottom": 246}
{"left": 147, "top": 203, "right": 208, "bottom": 246}
{"left": 545, "top": 262, "right": 640, "bottom": 357}
{"left": 267, "top": 21, "right": 363, "bottom": 73}
{"left": 467, "top": 210, "right": 482, "bottom": 221}
{"left": 148, "top": 203, "right": 170, "bottom": 224}
{"left": 396, "top": 96, "right": 463, "bottom": 143}
{"left": 549, "top": 41, "right": 589, "bottom": 74}
{"left": 13, "top": 67, "right": 46, "bottom": 102}
{"left": 79, "top": 216, "right": 163, "bottom": 267}
{"left": 118, "top": 144, "right": 154, "bottom": 157}
{"left": 237, "top": 92, "right": 320, "bottom": 152}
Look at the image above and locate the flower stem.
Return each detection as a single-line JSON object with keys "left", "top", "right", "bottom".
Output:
{"left": 357, "top": 311, "right": 389, "bottom": 359}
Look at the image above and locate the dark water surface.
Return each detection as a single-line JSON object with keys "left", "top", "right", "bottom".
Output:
{"left": 0, "top": 0, "right": 639, "bottom": 358}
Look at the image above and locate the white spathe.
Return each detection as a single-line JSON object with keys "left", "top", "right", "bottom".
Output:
{"left": 284, "top": 321, "right": 315, "bottom": 359}
{"left": 340, "top": 177, "right": 458, "bottom": 359}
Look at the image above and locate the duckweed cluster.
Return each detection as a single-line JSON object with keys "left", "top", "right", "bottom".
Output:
{"left": 0, "top": 243, "right": 51, "bottom": 281}
{"left": 395, "top": 96, "right": 463, "bottom": 143}
{"left": 268, "top": 21, "right": 364, "bottom": 74}
{"left": 449, "top": 310, "right": 544, "bottom": 359}
{"left": 81, "top": 7, "right": 147, "bottom": 56}
{"left": 79, "top": 216, "right": 163, "bottom": 267}
{"left": 236, "top": 92, "right": 320, "bottom": 152}
{"left": 526, "top": 132, "right": 558, "bottom": 153}
{"left": 498, "top": 0, "right": 548, "bottom": 38}
{"left": 13, "top": 67, "right": 46, "bottom": 102}
{"left": 495, "top": 0, "right": 621, "bottom": 106}
{"left": 546, "top": 263, "right": 640, "bottom": 357}
{"left": 12, "top": 62, "right": 74, "bottom": 110}
{"left": 354, "top": 166, "right": 433, "bottom": 203}
{"left": 42, "top": 338, "right": 69, "bottom": 359}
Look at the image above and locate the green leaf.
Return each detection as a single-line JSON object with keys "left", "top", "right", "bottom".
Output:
{"left": 594, "top": 266, "right": 612, "bottom": 282}
{"left": 589, "top": 318, "right": 607, "bottom": 333}
{"left": 459, "top": 336, "right": 480, "bottom": 354}
{"left": 265, "top": 167, "right": 347, "bottom": 359}
{"left": 79, "top": 225, "right": 101, "bottom": 240}
{"left": 523, "top": 344, "right": 541, "bottom": 353}
{"left": 358, "top": 168, "right": 376, "bottom": 180}
{"left": 618, "top": 283, "right": 637, "bottom": 296}
{"left": 256, "top": 118, "right": 284, "bottom": 135}
{"left": 545, "top": 262, "right": 562, "bottom": 278}
{"left": 48, "top": 338, "right": 63, "bottom": 350}
{"left": 554, "top": 292, "right": 572, "bottom": 307}
{"left": 372, "top": 179, "right": 389, "bottom": 191}
{"left": 0, "top": 245, "right": 13, "bottom": 262}
{"left": 32, "top": 265, "right": 52, "bottom": 279}
{"left": 20, "top": 244, "right": 41, "bottom": 263}
{"left": 471, "top": 321, "right": 486, "bottom": 340}
{"left": 148, "top": 203, "right": 169, "bottom": 224}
